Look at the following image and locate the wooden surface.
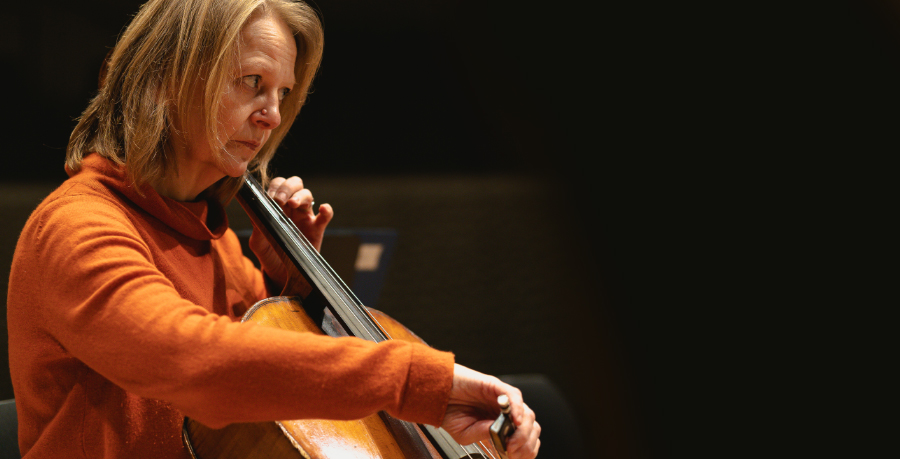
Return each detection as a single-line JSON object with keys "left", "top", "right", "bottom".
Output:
{"left": 184, "top": 297, "right": 499, "bottom": 458}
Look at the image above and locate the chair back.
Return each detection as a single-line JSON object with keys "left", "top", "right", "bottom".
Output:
{"left": 0, "top": 399, "right": 20, "bottom": 459}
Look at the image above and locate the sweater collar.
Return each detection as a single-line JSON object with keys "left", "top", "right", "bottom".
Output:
{"left": 70, "top": 154, "right": 229, "bottom": 241}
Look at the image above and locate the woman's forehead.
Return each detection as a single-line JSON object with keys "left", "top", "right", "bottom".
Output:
{"left": 237, "top": 14, "right": 297, "bottom": 82}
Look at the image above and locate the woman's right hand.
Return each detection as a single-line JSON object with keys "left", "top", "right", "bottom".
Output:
{"left": 441, "top": 364, "right": 541, "bottom": 459}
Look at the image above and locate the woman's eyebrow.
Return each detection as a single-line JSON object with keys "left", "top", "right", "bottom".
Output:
{"left": 240, "top": 58, "right": 296, "bottom": 87}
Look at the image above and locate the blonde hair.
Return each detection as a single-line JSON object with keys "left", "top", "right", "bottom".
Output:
{"left": 67, "top": 0, "right": 323, "bottom": 202}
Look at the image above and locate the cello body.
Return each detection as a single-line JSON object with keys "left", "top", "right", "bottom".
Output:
{"left": 182, "top": 175, "right": 501, "bottom": 458}
{"left": 183, "top": 298, "right": 470, "bottom": 459}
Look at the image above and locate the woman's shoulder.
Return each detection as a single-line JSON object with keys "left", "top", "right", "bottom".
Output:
{"left": 39, "top": 176, "right": 130, "bottom": 215}
{"left": 24, "top": 177, "right": 141, "bottom": 242}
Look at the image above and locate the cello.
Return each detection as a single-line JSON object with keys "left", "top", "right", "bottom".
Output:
{"left": 181, "top": 174, "right": 515, "bottom": 459}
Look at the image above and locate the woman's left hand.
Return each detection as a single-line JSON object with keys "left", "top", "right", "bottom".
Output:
{"left": 248, "top": 176, "right": 334, "bottom": 289}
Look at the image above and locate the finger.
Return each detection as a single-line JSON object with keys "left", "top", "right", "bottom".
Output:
{"left": 286, "top": 189, "right": 314, "bottom": 210}
{"left": 518, "top": 402, "right": 536, "bottom": 427}
{"left": 270, "top": 176, "right": 304, "bottom": 205}
{"left": 499, "top": 385, "right": 525, "bottom": 422}
{"left": 267, "top": 177, "right": 286, "bottom": 199}
{"left": 517, "top": 437, "right": 540, "bottom": 459}
{"left": 505, "top": 402, "right": 536, "bottom": 454}
{"left": 508, "top": 419, "right": 540, "bottom": 459}
{"left": 314, "top": 203, "right": 334, "bottom": 227}
{"left": 526, "top": 429, "right": 541, "bottom": 459}
{"left": 508, "top": 405, "right": 535, "bottom": 443}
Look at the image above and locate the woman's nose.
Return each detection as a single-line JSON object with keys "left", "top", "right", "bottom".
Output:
{"left": 253, "top": 98, "right": 281, "bottom": 129}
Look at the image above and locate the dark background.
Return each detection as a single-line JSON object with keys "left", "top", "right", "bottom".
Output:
{"left": 1, "top": 0, "right": 896, "bottom": 457}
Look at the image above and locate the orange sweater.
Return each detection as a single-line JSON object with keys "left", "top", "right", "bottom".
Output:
{"left": 6, "top": 154, "right": 454, "bottom": 458}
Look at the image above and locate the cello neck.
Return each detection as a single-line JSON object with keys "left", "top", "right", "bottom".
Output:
{"left": 235, "top": 174, "right": 493, "bottom": 459}
{"left": 236, "top": 173, "right": 388, "bottom": 342}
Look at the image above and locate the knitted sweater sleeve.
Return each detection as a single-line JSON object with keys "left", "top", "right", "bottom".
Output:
{"left": 16, "top": 193, "right": 454, "bottom": 429}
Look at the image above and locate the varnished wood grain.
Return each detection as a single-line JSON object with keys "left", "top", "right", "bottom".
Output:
{"left": 184, "top": 297, "right": 499, "bottom": 458}
{"left": 184, "top": 418, "right": 306, "bottom": 459}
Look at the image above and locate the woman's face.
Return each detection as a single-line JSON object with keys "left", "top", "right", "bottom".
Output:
{"left": 176, "top": 13, "right": 298, "bottom": 183}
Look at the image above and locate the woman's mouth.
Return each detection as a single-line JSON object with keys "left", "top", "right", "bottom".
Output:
{"left": 236, "top": 140, "right": 260, "bottom": 151}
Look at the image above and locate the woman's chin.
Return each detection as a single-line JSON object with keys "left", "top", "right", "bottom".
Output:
{"left": 218, "top": 154, "right": 253, "bottom": 178}
{"left": 221, "top": 164, "right": 249, "bottom": 178}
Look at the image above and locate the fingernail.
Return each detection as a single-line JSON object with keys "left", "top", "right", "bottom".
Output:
{"left": 277, "top": 192, "right": 287, "bottom": 202}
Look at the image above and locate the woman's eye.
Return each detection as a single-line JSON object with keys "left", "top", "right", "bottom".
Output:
{"left": 280, "top": 88, "right": 291, "bottom": 100}
{"left": 242, "top": 75, "right": 261, "bottom": 89}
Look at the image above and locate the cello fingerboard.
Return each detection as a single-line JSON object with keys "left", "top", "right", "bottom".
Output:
{"left": 421, "top": 424, "right": 488, "bottom": 459}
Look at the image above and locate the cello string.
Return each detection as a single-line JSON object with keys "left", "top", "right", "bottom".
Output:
{"left": 262, "top": 187, "right": 496, "bottom": 457}
{"left": 250, "top": 175, "right": 498, "bottom": 459}
{"left": 249, "top": 175, "right": 383, "bottom": 342}
{"left": 257, "top": 179, "right": 396, "bottom": 342}
{"left": 479, "top": 439, "right": 498, "bottom": 459}
{"left": 259, "top": 179, "right": 501, "bottom": 459}
{"left": 268, "top": 200, "right": 393, "bottom": 340}
{"left": 437, "top": 428, "right": 476, "bottom": 459}
{"left": 280, "top": 212, "right": 393, "bottom": 342}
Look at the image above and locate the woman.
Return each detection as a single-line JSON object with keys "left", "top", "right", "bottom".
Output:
{"left": 6, "top": 0, "right": 540, "bottom": 458}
